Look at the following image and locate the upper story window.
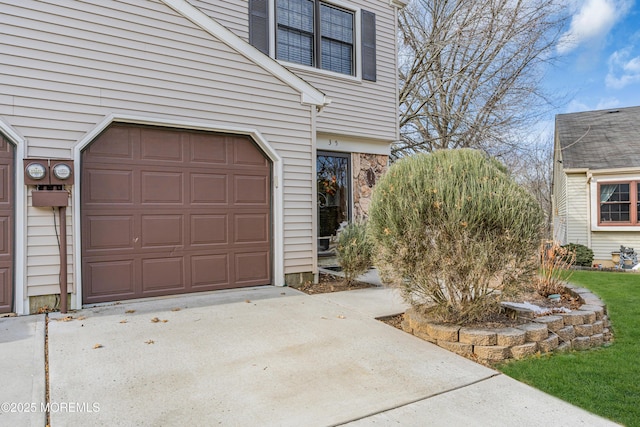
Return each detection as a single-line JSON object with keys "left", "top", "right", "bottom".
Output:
{"left": 249, "top": 0, "right": 376, "bottom": 81}
{"left": 599, "top": 181, "right": 640, "bottom": 225}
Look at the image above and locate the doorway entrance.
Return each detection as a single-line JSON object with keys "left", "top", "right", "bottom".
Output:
{"left": 317, "top": 151, "right": 350, "bottom": 255}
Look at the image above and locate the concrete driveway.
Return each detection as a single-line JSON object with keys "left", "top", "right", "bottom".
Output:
{"left": 2, "top": 285, "right": 618, "bottom": 426}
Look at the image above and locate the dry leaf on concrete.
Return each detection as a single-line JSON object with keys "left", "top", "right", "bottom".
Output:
{"left": 119, "top": 320, "right": 127, "bottom": 324}
{"left": 125, "top": 310, "right": 135, "bottom": 314}
{"left": 150, "top": 317, "right": 160, "bottom": 323}
{"left": 145, "top": 340, "right": 155, "bottom": 345}
{"left": 93, "top": 344, "right": 103, "bottom": 349}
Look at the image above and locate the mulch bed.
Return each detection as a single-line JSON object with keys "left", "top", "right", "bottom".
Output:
{"left": 294, "top": 272, "right": 374, "bottom": 295}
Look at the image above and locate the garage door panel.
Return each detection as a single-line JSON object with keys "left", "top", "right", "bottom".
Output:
{"left": 0, "top": 164, "right": 8, "bottom": 204}
{"left": 191, "top": 214, "right": 227, "bottom": 245}
{"left": 234, "top": 214, "right": 269, "bottom": 243}
{"left": 82, "top": 125, "right": 271, "bottom": 303}
{"left": 141, "top": 215, "right": 183, "bottom": 247}
{"left": 86, "top": 216, "right": 134, "bottom": 251}
{"left": 235, "top": 252, "right": 270, "bottom": 284}
{"left": 85, "top": 169, "right": 133, "bottom": 204}
{"left": 142, "top": 257, "right": 184, "bottom": 292}
{"left": 0, "top": 268, "right": 9, "bottom": 310}
{"left": 233, "top": 138, "right": 269, "bottom": 166}
{"left": 191, "top": 174, "right": 227, "bottom": 204}
{"left": 85, "top": 126, "right": 133, "bottom": 160}
{"left": 140, "top": 128, "right": 184, "bottom": 162}
{"left": 0, "top": 217, "right": 7, "bottom": 254}
{"left": 191, "top": 254, "right": 229, "bottom": 287}
{"left": 234, "top": 175, "right": 269, "bottom": 205}
{"left": 141, "top": 172, "right": 183, "bottom": 204}
{"left": 85, "top": 260, "right": 135, "bottom": 298}
{"left": 191, "top": 134, "right": 227, "bottom": 164}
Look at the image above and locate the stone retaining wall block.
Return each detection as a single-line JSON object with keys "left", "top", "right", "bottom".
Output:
{"left": 590, "top": 334, "right": 604, "bottom": 347}
{"left": 556, "top": 326, "right": 575, "bottom": 342}
{"left": 437, "top": 340, "right": 473, "bottom": 357}
{"left": 495, "top": 328, "right": 526, "bottom": 346}
{"left": 539, "top": 333, "right": 559, "bottom": 353}
{"left": 578, "top": 310, "right": 596, "bottom": 324}
{"left": 515, "top": 323, "right": 548, "bottom": 342}
{"left": 559, "top": 311, "right": 586, "bottom": 325}
{"left": 532, "top": 315, "right": 564, "bottom": 332}
{"left": 473, "top": 345, "right": 510, "bottom": 361}
{"left": 510, "top": 342, "right": 538, "bottom": 359}
{"left": 459, "top": 328, "right": 497, "bottom": 345}
{"left": 592, "top": 320, "right": 604, "bottom": 334}
{"left": 572, "top": 336, "right": 591, "bottom": 350}
{"left": 574, "top": 324, "right": 593, "bottom": 337}
{"left": 426, "top": 323, "right": 461, "bottom": 342}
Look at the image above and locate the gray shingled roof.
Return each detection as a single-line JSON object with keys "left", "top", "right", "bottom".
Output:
{"left": 556, "top": 105, "right": 640, "bottom": 170}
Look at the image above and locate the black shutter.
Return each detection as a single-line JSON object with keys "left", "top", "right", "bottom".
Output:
{"left": 361, "top": 10, "right": 376, "bottom": 82}
{"left": 249, "top": 0, "right": 269, "bottom": 55}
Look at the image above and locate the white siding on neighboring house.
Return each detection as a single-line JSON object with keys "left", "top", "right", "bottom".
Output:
{"left": 591, "top": 232, "right": 640, "bottom": 263}
{"left": 565, "top": 174, "right": 589, "bottom": 246}
{"left": 552, "top": 160, "right": 568, "bottom": 243}
{"left": 1, "top": 0, "right": 316, "bottom": 296}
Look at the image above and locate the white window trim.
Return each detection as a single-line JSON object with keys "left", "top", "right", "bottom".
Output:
{"left": 590, "top": 175, "right": 640, "bottom": 231}
{"left": 268, "top": 0, "right": 363, "bottom": 80}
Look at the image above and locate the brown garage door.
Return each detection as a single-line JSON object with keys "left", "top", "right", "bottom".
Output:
{"left": 0, "top": 136, "right": 13, "bottom": 313}
{"left": 81, "top": 124, "right": 271, "bottom": 304}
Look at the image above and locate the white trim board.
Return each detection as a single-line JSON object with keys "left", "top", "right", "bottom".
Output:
{"left": 0, "top": 120, "right": 27, "bottom": 315}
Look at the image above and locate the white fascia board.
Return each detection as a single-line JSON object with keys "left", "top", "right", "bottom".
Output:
{"left": 316, "top": 134, "right": 391, "bottom": 156}
{"left": 389, "top": 0, "right": 408, "bottom": 8}
{"left": 160, "top": 0, "right": 329, "bottom": 109}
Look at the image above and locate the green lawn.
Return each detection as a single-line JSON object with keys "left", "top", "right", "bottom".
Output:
{"left": 498, "top": 270, "right": 640, "bottom": 426}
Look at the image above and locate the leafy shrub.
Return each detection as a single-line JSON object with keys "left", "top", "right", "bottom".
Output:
{"left": 336, "top": 221, "right": 372, "bottom": 284}
{"left": 368, "top": 149, "right": 543, "bottom": 323}
{"left": 537, "top": 241, "right": 574, "bottom": 296}
{"left": 562, "top": 243, "right": 594, "bottom": 267}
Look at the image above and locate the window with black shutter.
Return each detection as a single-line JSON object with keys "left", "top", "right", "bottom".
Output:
{"left": 249, "top": 0, "right": 375, "bottom": 80}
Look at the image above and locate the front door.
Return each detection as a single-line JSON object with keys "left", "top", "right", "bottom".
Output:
{"left": 317, "top": 151, "right": 350, "bottom": 251}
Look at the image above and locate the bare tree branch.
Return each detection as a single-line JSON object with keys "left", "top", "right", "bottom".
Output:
{"left": 396, "top": 0, "right": 568, "bottom": 158}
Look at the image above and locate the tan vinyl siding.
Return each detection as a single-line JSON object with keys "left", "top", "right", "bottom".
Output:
{"left": 2, "top": 0, "right": 316, "bottom": 295}
{"left": 297, "top": 0, "right": 398, "bottom": 141}
{"left": 186, "top": 0, "right": 249, "bottom": 40}
{"left": 190, "top": 0, "right": 400, "bottom": 142}
{"left": 565, "top": 174, "right": 589, "bottom": 246}
{"left": 26, "top": 190, "right": 73, "bottom": 296}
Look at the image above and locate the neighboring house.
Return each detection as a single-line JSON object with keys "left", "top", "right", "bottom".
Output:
{"left": 553, "top": 105, "right": 640, "bottom": 267}
{"left": 0, "top": 0, "right": 406, "bottom": 314}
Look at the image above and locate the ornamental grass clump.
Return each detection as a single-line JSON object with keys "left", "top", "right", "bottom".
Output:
{"left": 336, "top": 221, "right": 373, "bottom": 285}
{"left": 537, "top": 241, "right": 575, "bottom": 296}
{"left": 368, "top": 149, "right": 543, "bottom": 323}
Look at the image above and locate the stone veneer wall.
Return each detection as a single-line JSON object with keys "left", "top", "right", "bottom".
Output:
{"left": 352, "top": 153, "right": 388, "bottom": 219}
{"left": 401, "top": 283, "right": 612, "bottom": 363}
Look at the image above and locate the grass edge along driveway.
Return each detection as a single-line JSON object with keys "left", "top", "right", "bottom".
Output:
{"left": 498, "top": 270, "right": 640, "bottom": 427}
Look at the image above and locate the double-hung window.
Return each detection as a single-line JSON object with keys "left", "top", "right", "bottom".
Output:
{"left": 275, "top": 0, "right": 354, "bottom": 75}
{"left": 598, "top": 181, "right": 640, "bottom": 225}
{"left": 249, "top": 0, "right": 376, "bottom": 80}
